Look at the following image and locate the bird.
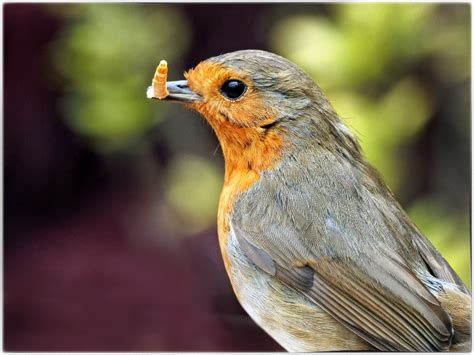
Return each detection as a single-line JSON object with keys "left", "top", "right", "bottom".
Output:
{"left": 147, "top": 50, "right": 471, "bottom": 352}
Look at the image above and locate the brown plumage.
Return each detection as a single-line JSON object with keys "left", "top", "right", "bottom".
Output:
{"left": 147, "top": 50, "right": 471, "bottom": 352}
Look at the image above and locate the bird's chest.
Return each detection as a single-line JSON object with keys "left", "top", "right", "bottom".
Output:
{"left": 222, "top": 225, "right": 309, "bottom": 351}
{"left": 223, "top": 227, "right": 274, "bottom": 322}
{"left": 217, "top": 179, "right": 311, "bottom": 350}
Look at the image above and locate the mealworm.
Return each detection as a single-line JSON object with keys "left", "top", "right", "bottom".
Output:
{"left": 153, "top": 60, "right": 169, "bottom": 99}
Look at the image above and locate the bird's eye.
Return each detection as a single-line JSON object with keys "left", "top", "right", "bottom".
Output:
{"left": 220, "top": 80, "right": 247, "bottom": 100}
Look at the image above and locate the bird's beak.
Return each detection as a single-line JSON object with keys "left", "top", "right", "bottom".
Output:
{"left": 146, "top": 80, "right": 202, "bottom": 103}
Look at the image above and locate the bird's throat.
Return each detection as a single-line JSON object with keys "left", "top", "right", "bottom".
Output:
{"left": 212, "top": 120, "right": 284, "bottom": 183}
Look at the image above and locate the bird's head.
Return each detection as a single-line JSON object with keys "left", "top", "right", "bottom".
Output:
{"left": 150, "top": 50, "right": 353, "bottom": 175}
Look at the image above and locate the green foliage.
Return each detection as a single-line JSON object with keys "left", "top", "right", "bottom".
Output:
{"left": 164, "top": 155, "right": 222, "bottom": 236}
{"left": 272, "top": 4, "right": 469, "bottom": 89}
{"left": 52, "top": 4, "right": 189, "bottom": 152}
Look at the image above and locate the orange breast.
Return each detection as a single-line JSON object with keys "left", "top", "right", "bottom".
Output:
{"left": 217, "top": 168, "right": 260, "bottom": 274}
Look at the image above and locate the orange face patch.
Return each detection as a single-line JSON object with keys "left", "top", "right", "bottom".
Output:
{"left": 185, "top": 61, "right": 278, "bottom": 129}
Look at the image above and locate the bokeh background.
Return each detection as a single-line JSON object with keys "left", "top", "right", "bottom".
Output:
{"left": 4, "top": 3, "right": 470, "bottom": 351}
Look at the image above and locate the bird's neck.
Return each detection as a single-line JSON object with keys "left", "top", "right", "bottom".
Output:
{"left": 210, "top": 119, "right": 284, "bottom": 184}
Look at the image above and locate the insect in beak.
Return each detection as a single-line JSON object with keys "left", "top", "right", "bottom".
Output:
{"left": 146, "top": 60, "right": 202, "bottom": 103}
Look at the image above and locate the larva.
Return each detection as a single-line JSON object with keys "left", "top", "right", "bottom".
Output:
{"left": 152, "top": 60, "right": 169, "bottom": 99}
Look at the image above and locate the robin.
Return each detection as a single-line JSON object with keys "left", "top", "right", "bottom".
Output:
{"left": 147, "top": 50, "right": 471, "bottom": 351}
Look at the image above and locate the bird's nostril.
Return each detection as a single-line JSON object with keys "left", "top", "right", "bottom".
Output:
{"left": 177, "top": 84, "right": 188, "bottom": 89}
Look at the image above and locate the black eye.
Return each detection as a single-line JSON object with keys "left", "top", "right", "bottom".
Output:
{"left": 220, "top": 79, "right": 247, "bottom": 100}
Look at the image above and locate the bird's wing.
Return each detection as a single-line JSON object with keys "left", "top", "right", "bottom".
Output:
{"left": 230, "top": 155, "right": 456, "bottom": 351}
{"left": 231, "top": 223, "right": 453, "bottom": 351}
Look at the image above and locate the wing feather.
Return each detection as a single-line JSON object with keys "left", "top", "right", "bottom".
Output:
{"left": 233, "top": 224, "right": 453, "bottom": 351}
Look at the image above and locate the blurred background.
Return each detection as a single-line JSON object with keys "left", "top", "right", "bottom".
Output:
{"left": 4, "top": 3, "right": 470, "bottom": 351}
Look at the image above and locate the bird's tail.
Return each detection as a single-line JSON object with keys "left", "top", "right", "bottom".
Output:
{"left": 437, "top": 286, "right": 471, "bottom": 352}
